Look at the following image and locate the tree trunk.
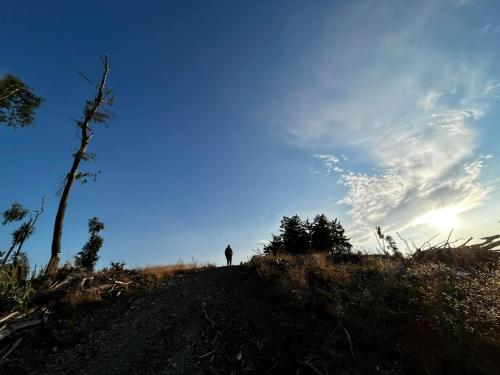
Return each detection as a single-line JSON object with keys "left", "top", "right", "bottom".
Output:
{"left": 1, "top": 243, "right": 17, "bottom": 266}
{"left": 45, "top": 57, "right": 110, "bottom": 277}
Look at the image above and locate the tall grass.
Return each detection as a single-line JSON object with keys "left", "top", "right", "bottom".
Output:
{"left": 0, "top": 262, "right": 36, "bottom": 311}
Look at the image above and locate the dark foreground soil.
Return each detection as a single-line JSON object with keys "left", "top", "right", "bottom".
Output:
{"left": 4, "top": 266, "right": 330, "bottom": 375}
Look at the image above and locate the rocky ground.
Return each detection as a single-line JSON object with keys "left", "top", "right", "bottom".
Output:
{"left": 4, "top": 266, "right": 330, "bottom": 375}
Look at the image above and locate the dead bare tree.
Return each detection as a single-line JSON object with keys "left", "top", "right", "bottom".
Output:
{"left": 45, "top": 57, "right": 113, "bottom": 277}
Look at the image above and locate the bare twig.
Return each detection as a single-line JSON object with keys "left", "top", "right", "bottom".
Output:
{"left": 299, "top": 360, "right": 326, "bottom": 375}
{"left": 342, "top": 327, "right": 354, "bottom": 355}
{"left": 409, "top": 239, "right": 417, "bottom": 251}
{"left": 396, "top": 232, "right": 411, "bottom": 253}
{"left": 78, "top": 72, "right": 99, "bottom": 88}
{"left": 374, "top": 232, "right": 386, "bottom": 254}
{"left": 0, "top": 338, "right": 22, "bottom": 367}
{"left": 198, "top": 349, "right": 216, "bottom": 359}
{"left": 444, "top": 229, "right": 454, "bottom": 248}
{"left": 459, "top": 237, "right": 474, "bottom": 248}
{"left": 203, "top": 309, "right": 216, "bottom": 328}
{"left": 418, "top": 233, "right": 439, "bottom": 251}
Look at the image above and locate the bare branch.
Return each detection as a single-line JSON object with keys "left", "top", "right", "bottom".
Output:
{"left": 78, "top": 72, "right": 98, "bottom": 88}
{"left": 418, "top": 233, "right": 439, "bottom": 251}
{"left": 0, "top": 338, "right": 22, "bottom": 367}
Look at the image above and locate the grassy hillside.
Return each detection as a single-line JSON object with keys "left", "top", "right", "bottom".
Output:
{"left": 250, "top": 252, "right": 500, "bottom": 374}
{"left": 1, "top": 250, "right": 499, "bottom": 374}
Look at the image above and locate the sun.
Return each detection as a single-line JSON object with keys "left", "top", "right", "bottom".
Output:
{"left": 414, "top": 207, "right": 462, "bottom": 231}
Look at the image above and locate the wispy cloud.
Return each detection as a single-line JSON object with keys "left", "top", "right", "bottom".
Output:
{"left": 450, "top": 0, "right": 482, "bottom": 8}
{"left": 281, "top": 0, "right": 497, "bottom": 243}
{"left": 314, "top": 154, "right": 344, "bottom": 173}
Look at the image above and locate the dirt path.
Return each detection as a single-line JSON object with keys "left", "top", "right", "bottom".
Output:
{"left": 5, "top": 266, "right": 326, "bottom": 375}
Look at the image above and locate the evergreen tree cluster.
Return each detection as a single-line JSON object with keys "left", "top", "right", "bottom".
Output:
{"left": 263, "top": 214, "right": 352, "bottom": 256}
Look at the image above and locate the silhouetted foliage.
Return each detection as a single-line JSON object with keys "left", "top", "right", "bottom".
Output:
{"left": 2, "top": 203, "right": 29, "bottom": 225}
{"left": 109, "top": 261, "right": 125, "bottom": 272}
{"left": 0, "top": 74, "right": 42, "bottom": 128}
{"left": 264, "top": 234, "right": 284, "bottom": 255}
{"left": 375, "top": 226, "right": 402, "bottom": 257}
{"left": 385, "top": 235, "right": 403, "bottom": 258}
{"left": 310, "top": 214, "right": 333, "bottom": 252}
{"left": 330, "top": 217, "right": 352, "bottom": 254}
{"left": 75, "top": 217, "right": 105, "bottom": 271}
{"left": 1, "top": 200, "right": 44, "bottom": 265}
{"left": 280, "top": 215, "right": 310, "bottom": 255}
{"left": 264, "top": 214, "right": 351, "bottom": 255}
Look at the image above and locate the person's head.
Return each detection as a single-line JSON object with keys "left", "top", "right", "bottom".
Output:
{"left": 227, "top": 244, "right": 231, "bottom": 248}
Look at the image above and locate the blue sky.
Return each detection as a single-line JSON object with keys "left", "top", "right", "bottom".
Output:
{"left": 1, "top": 0, "right": 499, "bottom": 268}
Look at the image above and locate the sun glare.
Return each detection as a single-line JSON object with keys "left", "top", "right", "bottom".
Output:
{"left": 414, "top": 207, "right": 462, "bottom": 231}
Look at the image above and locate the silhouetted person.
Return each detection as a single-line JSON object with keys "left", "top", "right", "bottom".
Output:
{"left": 225, "top": 245, "right": 233, "bottom": 266}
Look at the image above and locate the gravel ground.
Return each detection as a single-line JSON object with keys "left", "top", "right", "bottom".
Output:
{"left": 4, "top": 266, "right": 327, "bottom": 375}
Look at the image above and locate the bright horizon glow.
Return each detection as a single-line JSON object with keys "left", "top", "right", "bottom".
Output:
{"left": 413, "top": 207, "right": 464, "bottom": 232}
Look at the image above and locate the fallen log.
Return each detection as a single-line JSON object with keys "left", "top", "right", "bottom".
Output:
{"left": 0, "top": 312, "right": 19, "bottom": 325}
{"left": 0, "top": 319, "right": 42, "bottom": 341}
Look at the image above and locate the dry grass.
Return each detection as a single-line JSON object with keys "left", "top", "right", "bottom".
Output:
{"left": 62, "top": 287, "right": 102, "bottom": 306}
{"left": 0, "top": 263, "right": 35, "bottom": 311}
{"left": 136, "top": 261, "right": 216, "bottom": 288}
{"left": 139, "top": 260, "right": 216, "bottom": 278}
{"left": 249, "top": 252, "right": 500, "bottom": 374}
{"left": 0, "top": 260, "right": 217, "bottom": 313}
{"left": 413, "top": 246, "right": 499, "bottom": 269}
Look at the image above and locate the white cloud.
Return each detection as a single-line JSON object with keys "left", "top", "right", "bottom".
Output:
{"left": 279, "top": 0, "right": 497, "bottom": 243}
{"left": 314, "top": 154, "right": 344, "bottom": 173}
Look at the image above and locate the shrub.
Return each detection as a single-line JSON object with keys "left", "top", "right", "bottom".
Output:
{"left": 0, "top": 257, "right": 35, "bottom": 311}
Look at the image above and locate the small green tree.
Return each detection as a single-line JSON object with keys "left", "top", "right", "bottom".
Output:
{"left": 1, "top": 199, "right": 44, "bottom": 265}
{"left": 74, "top": 217, "right": 105, "bottom": 271}
{"left": 0, "top": 75, "right": 42, "bottom": 128}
